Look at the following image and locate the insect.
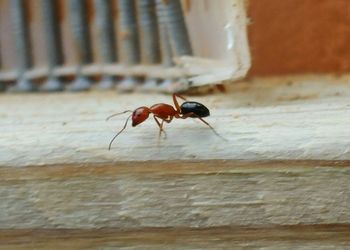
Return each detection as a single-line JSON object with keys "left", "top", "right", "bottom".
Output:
{"left": 106, "top": 94, "right": 225, "bottom": 150}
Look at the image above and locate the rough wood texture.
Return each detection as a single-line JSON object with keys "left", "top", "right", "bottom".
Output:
{"left": 1, "top": 75, "right": 350, "bottom": 166}
{"left": 1, "top": 75, "right": 350, "bottom": 247}
{"left": 1, "top": 225, "right": 350, "bottom": 250}
{"left": 0, "top": 160, "right": 350, "bottom": 228}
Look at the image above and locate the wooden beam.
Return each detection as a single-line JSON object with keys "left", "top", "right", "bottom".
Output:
{"left": 0, "top": 160, "right": 349, "bottom": 228}
{"left": 1, "top": 75, "right": 350, "bottom": 167}
{"left": 0, "top": 76, "right": 350, "bottom": 248}
{"left": 1, "top": 225, "right": 350, "bottom": 249}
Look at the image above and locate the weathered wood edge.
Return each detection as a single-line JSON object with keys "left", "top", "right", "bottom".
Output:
{"left": 1, "top": 159, "right": 350, "bottom": 229}
{"left": 1, "top": 159, "right": 350, "bottom": 179}
{"left": 0, "top": 225, "right": 349, "bottom": 249}
{"left": 2, "top": 76, "right": 350, "bottom": 166}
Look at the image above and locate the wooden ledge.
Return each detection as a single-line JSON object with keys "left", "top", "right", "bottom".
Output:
{"left": 1, "top": 225, "right": 350, "bottom": 249}
{"left": 0, "top": 159, "right": 349, "bottom": 229}
{"left": 1, "top": 159, "right": 350, "bottom": 180}
{"left": 1, "top": 75, "right": 350, "bottom": 247}
{"left": 1, "top": 75, "right": 350, "bottom": 167}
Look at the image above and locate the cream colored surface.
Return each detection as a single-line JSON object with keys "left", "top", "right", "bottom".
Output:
{"left": 1, "top": 75, "right": 350, "bottom": 166}
{"left": 1, "top": 75, "right": 350, "bottom": 248}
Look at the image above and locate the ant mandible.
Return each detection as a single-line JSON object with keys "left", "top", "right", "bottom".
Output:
{"left": 106, "top": 94, "right": 225, "bottom": 150}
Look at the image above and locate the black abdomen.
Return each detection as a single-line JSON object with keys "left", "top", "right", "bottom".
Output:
{"left": 180, "top": 101, "right": 210, "bottom": 118}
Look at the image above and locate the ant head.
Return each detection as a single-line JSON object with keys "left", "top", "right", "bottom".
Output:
{"left": 132, "top": 107, "right": 150, "bottom": 127}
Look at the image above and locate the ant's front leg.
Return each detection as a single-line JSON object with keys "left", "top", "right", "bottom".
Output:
{"left": 153, "top": 116, "right": 167, "bottom": 139}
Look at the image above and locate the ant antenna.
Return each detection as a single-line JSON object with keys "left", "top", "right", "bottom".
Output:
{"left": 108, "top": 114, "right": 132, "bottom": 150}
{"left": 106, "top": 110, "right": 133, "bottom": 121}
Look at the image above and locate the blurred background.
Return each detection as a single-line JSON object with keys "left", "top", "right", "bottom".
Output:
{"left": 248, "top": 0, "right": 350, "bottom": 76}
{"left": 0, "top": 0, "right": 349, "bottom": 79}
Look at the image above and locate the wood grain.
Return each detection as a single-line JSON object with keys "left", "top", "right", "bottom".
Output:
{"left": 1, "top": 75, "right": 350, "bottom": 167}
{"left": 1, "top": 76, "right": 350, "bottom": 248}
{"left": 0, "top": 160, "right": 349, "bottom": 228}
{"left": 1, "top": 225, "right": 350, "bottom": 249}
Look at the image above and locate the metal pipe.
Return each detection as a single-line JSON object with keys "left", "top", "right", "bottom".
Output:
{"left": 0, "top": 38, "right": 4, "bottom": 92}
{"left": 67, "top": 0, "right": 93, "bottom": 91}
{"left": 155, "top": 0, "right": 177, "bottom": 92}
{"left": 137, "top": 0, "right": 159, "bottom": 64}
{"left": 117, "top": 0, "right": 140, "bottom": 92}
{"left": 40, "top": 0, "right": 64, "bottom": 92}
{"left": 156, "top": 0, "right": 192, "bottom": 57}
{"left": 94, "top": 0, "right": 117, "bottom": 89}
{"left": 10, "top": 0, "right": 36, "bottom": 92}
{"left": 156, "top": 2, "right": 174, "bottom": 68}
{"left": 137, "top": 0, "right": 160, "bottom": 91}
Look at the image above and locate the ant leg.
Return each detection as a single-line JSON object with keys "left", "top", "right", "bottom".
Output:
{"left": 172, "top": 93, "right": 187, "bottom": 113}
{"left": 197, "top": 117, "right": 228, "bottom": 141}
{"left": 179, "top": 112, "right": 228, "bottom": 141}
{"left": 163, "top": 116, "right": 173, "bottom": 123}
{"left": 160, "top": 120, "right": 167, "bottom": 139}
{"left": 197, "top": 117, "right": 216, "bottom": 131}
{"left": 158, "top": 119, "right": 166, "bottom": 139}
{"left": 153, "top": 116, "right": 167, "bottom": 138}
{"left": 175, "top": 93, "right": 187, "bottom": 100}
{"left": 178, "top": 112, "right": 194, "bottom": 119}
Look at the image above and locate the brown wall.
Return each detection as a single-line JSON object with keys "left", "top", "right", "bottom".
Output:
{"left": 248, "top": 0, "right": 350, "bottom": 76}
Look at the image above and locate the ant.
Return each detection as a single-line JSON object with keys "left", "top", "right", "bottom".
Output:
{"left": 106, "top": 94, "right": 226, "bottom": 150}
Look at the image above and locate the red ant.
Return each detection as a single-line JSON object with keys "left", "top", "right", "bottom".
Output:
{"left": 106, "top": 94, "right": 226, "bottom": 150}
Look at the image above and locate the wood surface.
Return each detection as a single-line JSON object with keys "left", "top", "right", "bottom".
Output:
{"left": 1, "top": 225, "right": 350, "bottom": 250}
{"left": 1, "top": 75, "right": 350, "bottom": 248}
{"left": 1, "top": 75, "right": 350, "bottom": 166}
{"left": 0, "top": 160, "right": 350, "bottom": 229}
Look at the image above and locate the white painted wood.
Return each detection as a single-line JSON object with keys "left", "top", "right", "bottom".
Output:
{"left": 181, "top": 0, "right": 251, "bottom": 87}
{"left": 1, "top": 76, "right": 350, "bottom": 167}
{"left": 0, "top": 76, "right": 350, "bottom": 247}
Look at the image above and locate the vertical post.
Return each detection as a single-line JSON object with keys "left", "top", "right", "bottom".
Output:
{"left": 117, "top": 0, "right": 140, "bottom": 92}
{"left": 155, "top": 0, "right": 184, "bottom": 91}
{"left": 137, "top": 0, "right": 161, "bottom": 91}
{"left": 156, "top": 2, "right": 174, "bottom": 69}
{"left": 137, "top": 0, "right": 159, "bottom": 64}
{"left": 156, "top": 0, "right": 192, "bottom": 57}
{"left": 40, "top": 0, "right": 64, "bottom": 92}
{"left": 94, "top": 0, "right": 117, "bottom": 89}
{"left": 10, "top": 0, "right": 36, "bottom": 92}
{"left": 68, "top": 0, "right": 93, "bottom": 91}
{"left": 0, "top": 35, "right": 4, "bottom": 92}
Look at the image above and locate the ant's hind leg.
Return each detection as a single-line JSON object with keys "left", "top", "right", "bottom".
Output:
{"left": 197, "top": 117, "right": 228, "bottom": 141}
{"left": 179, "top": 112, "right": 228, "bottom": 141}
